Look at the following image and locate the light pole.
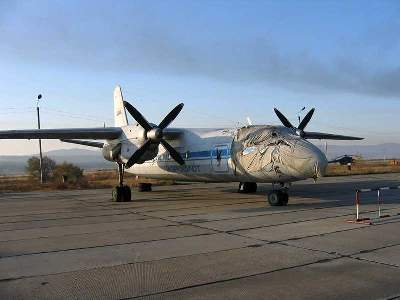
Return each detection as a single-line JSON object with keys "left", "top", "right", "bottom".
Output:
{"left": 36, "top": 94, "right": 44, "bottom": 183}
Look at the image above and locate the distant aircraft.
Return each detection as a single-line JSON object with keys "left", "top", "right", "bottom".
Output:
{"left": 0, "top": 86, "right": 362, "bottom": 205}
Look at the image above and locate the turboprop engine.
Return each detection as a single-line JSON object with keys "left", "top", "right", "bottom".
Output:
{"left": 101, "top": 140, "right": 159, "bottom": 164}
{"left": 101, "top": 101, "right": 185, "bottom": 168}
{"left": 102, "top": 143, "right": 123, "bottom": 162}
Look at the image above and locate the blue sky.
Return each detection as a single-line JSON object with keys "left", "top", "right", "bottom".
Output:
{"left": 0, "top": 0, "right": 399, "bottom": 154}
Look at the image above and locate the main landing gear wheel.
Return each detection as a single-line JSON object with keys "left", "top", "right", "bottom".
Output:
{"left": 267, "top": 190, "right": 288, "bottom": 206}
{"left": 112, "top": 185, "right": 131, "bottom": 202}
{"left": 238, "top": 182, "right": 257, "bottom": 193}
{"left": 112, "top": 163, "right": 132, "bottom": 202}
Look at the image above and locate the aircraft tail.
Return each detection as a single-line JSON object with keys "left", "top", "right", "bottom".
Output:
{"left": 114, "top": 85, "right": 128, "bottom": 127}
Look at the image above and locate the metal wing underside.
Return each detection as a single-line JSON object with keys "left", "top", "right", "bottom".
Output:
{"left": 0, "top": 127, "right": 122, "bottom": 140}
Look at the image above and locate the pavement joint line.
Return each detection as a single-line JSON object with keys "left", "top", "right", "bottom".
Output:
{"left": 228, "top": 215, "right": 400, "bottom": 244}
{"left": 0, "top": 232, "right": 216, "bottom": 259}
{"left": 126, "top": 200, "right": 266, "bottom": 214}
{"left": 72, "top": 197, "right": 264, "bottom": 210}
{"left": 123, "top": 256, "right": 341, "bottom": 300}
{"left": 158, "top": 203, "right": 397, "bottom": 225}
{"left": 275, "top": 240, "right": 343, "bottom": 256}
{"left": 230, "top": 225, "right": 373, "bottom": 245}
{"left": 175, "top": 215, "right": 271, "bottom": 244}
{"left": 140, "top": 203, "right": 351, "bottom": 220}
{"left": 348, "top": 256, "right": 400, "bottom": 269}
{"left": 0, "top": 243, "right": 264, "bottom": 283}
{"left": 224, "top": 212, "right": 357, "bottom": 233}
{"left": 0, "top": 216, "right": 151, "bottom": 232}
{"left": 274, "top": 234, "right": 400, "bottom": 260}
{"left": 0, "top": 211, "right": 141, "bottom": 225}
{"left": 0, "top": 222, "right": 183, "bottom": 243}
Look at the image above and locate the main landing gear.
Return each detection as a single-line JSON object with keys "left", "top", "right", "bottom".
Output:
{"left": 112, "top": 163, "right": 131, "bottom": 202}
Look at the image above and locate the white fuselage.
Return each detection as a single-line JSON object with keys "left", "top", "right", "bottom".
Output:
{"left": 107, "top": 125, "right": 328, "bottom": 184}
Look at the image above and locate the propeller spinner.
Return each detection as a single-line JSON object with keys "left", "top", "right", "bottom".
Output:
{"left": 123, "top": 101, "right": 185, "bottom": 168}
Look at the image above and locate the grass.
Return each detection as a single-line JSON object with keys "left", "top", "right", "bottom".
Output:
{"left": 0, "top": 170, "right": 174, "bottom": 193}
{"left": 325, "top": 160, "right": 400, "bottom": 176}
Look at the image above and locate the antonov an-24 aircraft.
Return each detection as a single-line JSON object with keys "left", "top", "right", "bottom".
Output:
{"left": 0, "top": 86, "right": 362, "bottom": 205}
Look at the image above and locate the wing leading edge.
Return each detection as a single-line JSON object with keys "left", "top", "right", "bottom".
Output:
{"left": 0, "top": 127, "right": 122, "bottom": 140}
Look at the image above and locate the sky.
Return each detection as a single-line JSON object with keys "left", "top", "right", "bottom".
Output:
{"left": 0, "top": 0, "right": 399, "bottom": 155}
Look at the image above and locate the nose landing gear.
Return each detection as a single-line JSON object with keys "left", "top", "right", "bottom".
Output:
{"left": 267, "top": 182, "right": 290, "bottom": 206}
{"left": 267, "top": 190, "right": 288, "bottom": 206}
{"left": 112, "top": 163, "right": 132, "bottom": 202}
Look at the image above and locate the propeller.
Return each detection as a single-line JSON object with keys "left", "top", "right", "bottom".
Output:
{"left": 274, "top": 108, "right": 363, "bottom": 140}
{"left": 123, "top": 101, "right": 185, "bottom": 168}
{"left": 274, "top": 108, "right": 314, "bottom": 137}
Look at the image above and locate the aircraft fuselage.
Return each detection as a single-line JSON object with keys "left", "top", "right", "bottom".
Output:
{"left": 105, "top": 125, "right": 328, "bottom": 184}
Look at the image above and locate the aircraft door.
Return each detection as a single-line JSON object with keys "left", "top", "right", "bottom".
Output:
{"left": 211, "top": 144, "right": 229, "bottom": 173}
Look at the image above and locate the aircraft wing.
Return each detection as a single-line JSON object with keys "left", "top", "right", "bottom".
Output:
{"left": 304, "top": 131, "right": 363, "bottom": 140}
{"left": 0, "top": 127, "right": 122, "bottom": 140}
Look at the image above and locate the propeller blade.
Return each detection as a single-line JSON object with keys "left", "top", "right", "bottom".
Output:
{"left": 125, "top": 139, "right": 152, "bottom": 168}
{"left": 303, "top": 131, "right": 363, "bottom": 140}
{"left": 274, "top": 108, "right": 294, "bottom": 128}
{"left": 123, "top": 101, "right": 152, "bottom": 131}
{"left": 298, "top": 108, "right": 315, "bottom": 131}
{"left": 160, "top": 139, "right": 185, "bottom": 165}
{"left": 158, "top": 103, "right": 184, "bottom": 129}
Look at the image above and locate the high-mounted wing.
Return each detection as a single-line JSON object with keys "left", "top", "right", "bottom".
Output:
{"left": 60, "top": 139, "right": 104, "bottom": 148}
{"left": 0, "top": 127, "right": 122, "bottom": 140}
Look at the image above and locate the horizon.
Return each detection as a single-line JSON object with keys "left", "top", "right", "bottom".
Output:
{"left": 1, "top": 1, "right": 399, "bottom": 155}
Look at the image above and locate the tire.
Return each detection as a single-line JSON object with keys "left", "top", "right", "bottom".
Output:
{"left": 112, "top": 186, "right": 131, "bottom": 202}
{"left": 122, "top": 185, "right": 131, "bottom": 202}
{"left": 281, "top": 191, "right": 289, "bottom": 206}
{"left": 112, "top": 186, "right": 123, "bottom": 202}
{"left": 238, "top": 182, "right": 257, "bottom": 193}
{"left": 267, "top": 190, "right": 288, "bottom": 206}
{"left": 138, "top": 183, "right": 152, "bottom": 192}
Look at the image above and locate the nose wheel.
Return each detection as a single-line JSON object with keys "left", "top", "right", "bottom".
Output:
{"left": 267, "top": 190, "right": 288, "bottom": 206}
{"left": 112, "top": 163, "right": 132, "bottom": 202}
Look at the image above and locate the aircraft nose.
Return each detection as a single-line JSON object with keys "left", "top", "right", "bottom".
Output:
{"left": 294, "top": 140, "right": 328, "bottom": 179}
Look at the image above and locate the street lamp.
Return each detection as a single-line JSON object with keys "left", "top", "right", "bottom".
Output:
{"left": 36, "top": 94, "right": 44, "bottom": 183}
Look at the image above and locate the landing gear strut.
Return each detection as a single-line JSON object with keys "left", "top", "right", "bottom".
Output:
{"left": 112, "top": 163, "right": 131, "bottom": 202}
{"left": 238, "top": 182, "right": 257, "bottom": 193}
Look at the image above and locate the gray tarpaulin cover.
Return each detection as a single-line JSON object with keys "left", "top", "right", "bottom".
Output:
{"left": 231, "top": 126, "right": 325, "bottom": 181}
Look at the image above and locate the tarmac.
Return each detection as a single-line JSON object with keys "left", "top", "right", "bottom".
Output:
{"left": 1, "top": 173, "right": 400, "bottom": 299}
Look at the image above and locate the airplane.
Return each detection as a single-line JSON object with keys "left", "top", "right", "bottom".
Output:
{"left": 0, "top": 86, "right": 363, "bottom": 206}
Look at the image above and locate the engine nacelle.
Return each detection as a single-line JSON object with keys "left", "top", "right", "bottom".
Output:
{"left": 102, "top": 143, "right": 123, "bottom": 162}
{"left": 102, "top": 140, "right": 159, "bottom": 165}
